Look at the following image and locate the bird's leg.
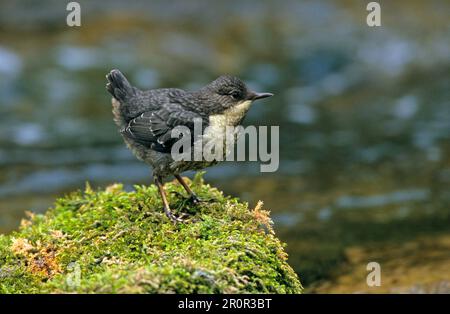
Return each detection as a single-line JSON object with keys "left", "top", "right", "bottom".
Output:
{"left": 174, "top": 174, "right": 214, "bottom": 204}
{"left": 154, "top": 176, "right": 184, "bottom": 223}
{"left": 174, "top": 174, "right": 201, "bottom": 204}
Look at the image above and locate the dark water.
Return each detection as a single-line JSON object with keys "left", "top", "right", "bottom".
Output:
{"left": 1, "top": 0, "right": 449, "bottom": 292}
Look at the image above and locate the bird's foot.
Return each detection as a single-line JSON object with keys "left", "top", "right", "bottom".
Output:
{"left": 170, "top": 191, "right": 215, "bottom": 205}
{"left": 188, "top": 194, "right": 216, "bottom": 205}
{"left": 164, "top": 209, "right": 188, "bottom": 223}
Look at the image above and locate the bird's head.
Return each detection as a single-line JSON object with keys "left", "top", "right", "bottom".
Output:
{"left": 204, "top": 75, "right": 273, "bottom": 111}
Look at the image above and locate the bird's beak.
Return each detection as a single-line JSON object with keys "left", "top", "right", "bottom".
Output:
{"left": 250, "top": 92, "right": 274, "bottom": 101}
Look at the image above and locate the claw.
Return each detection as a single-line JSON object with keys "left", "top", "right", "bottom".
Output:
{"left": 188, "top": 194, "right": 215, "bottom": 205}
{"left": 155, "top": 175, "right": 187, "bottom": 223}
{"left": 171, "top": 191, "right": 215, "bottom": 205}
{"left": 189, "top": 194, "right": 201, "bottom": 205}
{"left": 190, "top": 195, "right": 216, "bottom": 204}
{"left": 164, "top": 209, "right": 187, "bottom": 223}
{"left": 174, "top": 174, "right": 216, "bottom": 205}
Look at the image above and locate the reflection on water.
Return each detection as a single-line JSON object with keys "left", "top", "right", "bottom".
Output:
{"left": 0, "top": 0, "right": 449, "bottom": 293}
{"left": 335, "top": 188, "right": 429, "bottom": 209}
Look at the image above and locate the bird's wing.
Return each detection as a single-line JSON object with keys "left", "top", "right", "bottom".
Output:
{"left": 107, "top": 69, "right": 188, "bottom": 121}
{"left": 122, "top": 107, "right": 204, "bottom": 153}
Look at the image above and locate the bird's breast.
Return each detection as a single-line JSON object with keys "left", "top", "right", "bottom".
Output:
{"left": 200, "top": 100, "right": 253, "bottom": 157}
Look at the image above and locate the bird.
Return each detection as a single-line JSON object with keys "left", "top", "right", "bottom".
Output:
{"left": 106, "top": 69, "right": 273, "bottom": 222}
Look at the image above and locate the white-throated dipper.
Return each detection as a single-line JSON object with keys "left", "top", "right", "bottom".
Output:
{"left": 106, "top": 69, "right": 273, "bottom": 222}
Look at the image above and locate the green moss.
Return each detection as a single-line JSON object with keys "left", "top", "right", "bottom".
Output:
{"left": 0, "top": 173, "right": 302, "bottom": 294}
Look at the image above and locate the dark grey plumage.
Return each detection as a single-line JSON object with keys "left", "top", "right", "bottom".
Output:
{"left": 106, "top": 69, "right": 273, "bottom": 222}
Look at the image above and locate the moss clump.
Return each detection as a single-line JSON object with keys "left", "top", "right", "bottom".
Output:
{"left": 0, "top": 173, "right": 302, "bottom": 293}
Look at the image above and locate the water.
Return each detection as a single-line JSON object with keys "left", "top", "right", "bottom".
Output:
{"left": 0, "top": 0, "right": 449, "bottom": 292}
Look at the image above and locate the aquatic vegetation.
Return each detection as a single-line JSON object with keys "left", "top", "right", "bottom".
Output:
{"left": 0, "top": 173, "right": 302, "bottom": 293}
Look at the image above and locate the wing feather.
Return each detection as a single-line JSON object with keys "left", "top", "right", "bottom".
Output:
{"left": 122, "top": 108, "right": 203, "bottom": 153}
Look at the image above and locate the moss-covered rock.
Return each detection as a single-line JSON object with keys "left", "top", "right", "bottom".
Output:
{"left": 0, "top": 173, "right": 302, "bottom": 293}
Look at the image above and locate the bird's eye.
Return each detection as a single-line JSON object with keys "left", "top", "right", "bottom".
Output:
{"left": 230, "top": 91, "right": 240, "bottom": 100}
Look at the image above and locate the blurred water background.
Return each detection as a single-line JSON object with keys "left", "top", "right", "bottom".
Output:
{"left": 0, "top": 0, "right": 449, "bottom": 293}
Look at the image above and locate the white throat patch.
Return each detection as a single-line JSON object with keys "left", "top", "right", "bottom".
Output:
{"left": 201, "top": 100, "right": 253, "bottom": 157}
{"left": 208, "top": 100, "right": 253, "bottom": 129}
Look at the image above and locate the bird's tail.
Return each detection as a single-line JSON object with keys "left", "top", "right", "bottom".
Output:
{"left": 106, "top": 69, "right": 135, "bottom": 102}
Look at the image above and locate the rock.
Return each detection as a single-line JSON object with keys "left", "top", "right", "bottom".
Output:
{"left": 0, "top": 173, "right": 302, "bottom": 293}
